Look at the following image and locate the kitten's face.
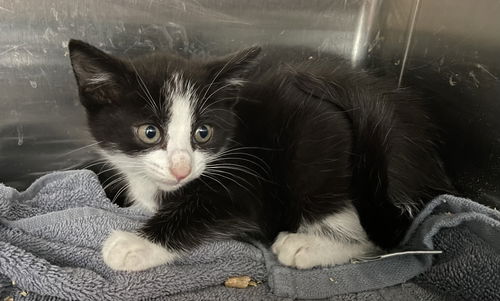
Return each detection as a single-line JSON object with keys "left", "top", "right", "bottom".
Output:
{"left": 68, "top": 40, "right": 260, "bottom": 194}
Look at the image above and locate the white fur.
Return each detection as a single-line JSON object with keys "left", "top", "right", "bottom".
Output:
{"left": 100, "top": 150, "right": 160, "bottom": 212}
{"left": 166, "top": 73, "right": 194, "bottom": 152}
{"left": 86, "top": 73, "right": 112, "bottom": 86}
{"left": 271, "top": 204, "right": 379, "bottom": 269}
{"left": 298, "top": 204, "right": 370, "bottom": 239}
{"left": 126, "top": 173, "right": 160, "bottom": 212}
{"left": 102, "top": 231, "right": 179, "bottom": 271}
{"left": 99, "top": 73, "right": 216, "bottom": 271}
{"left": 394, "top": 200, "right": 420, "bottom": 218}
{"left": 100, "top": 72, "right": 212, "bottom": 212}
{"left": 226, "top": 78, "right": 247, "bottom": 86}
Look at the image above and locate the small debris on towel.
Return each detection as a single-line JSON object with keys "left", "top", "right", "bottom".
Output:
{"left": 224, "top": 276, "right": 258, "bottom": 288}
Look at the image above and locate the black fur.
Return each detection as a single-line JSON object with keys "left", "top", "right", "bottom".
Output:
{"left": 69, "top": 39, "right": 453, "bottom": 254}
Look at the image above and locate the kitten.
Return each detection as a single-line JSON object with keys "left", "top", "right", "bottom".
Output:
{"left": 68, "top": 39, "right": 452, "bottom": 271}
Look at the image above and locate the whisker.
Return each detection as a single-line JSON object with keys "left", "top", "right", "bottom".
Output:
{"left": 59, "top": 141, "right": 103, "bottom": 157}
{"left": 200, "top": 173, "right": 232, "bottom": 198}
{"left": 95, "top": 166, "right": 122, "bottom": 177}
{"left": 203, "top": 108, "right": 245, "bottom": 124}
{"left": 204, "top": 169, "right": 255, "bottom": 194}
{"left": 112, "top": 183, "right": 130, "bottom": 203}
{"left": 206, "top": 164, "right": 253, "bottom": 186}
{"left": 128, "top": 59, "right": 162, "bottom": 117}
{"left": 206, "top": 162, "right": 265, "bottom": 180}
{"left": 199, "top": 96, "right": 235, "bottom": 114}
{"left": 137, "top": 93, "right": 161, "bottom": 117}
{"left": 208, "top": 156, "right": 271, "bottom": 175}
{"left": 211, "top": 151, "right": 273, "bottom": 172}
{"left": 200, "top": 83, "right": 236, "bottom": 114}
{"left": 216, "top": 146, "right": 281, "bottom": 153}
{"left": 64, "top": 159, "right": 111, "bottom": 171}
{"left": 197, "top": 80, "right": 226, "bottom": 113}
{"left": 102, "top": 174, "right": 127, "bottom": 191}
{"left": 200, "top": 51, "right": 241, "bottom": 106}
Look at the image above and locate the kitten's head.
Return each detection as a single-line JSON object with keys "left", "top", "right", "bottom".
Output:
{"left": 68, "top": 39, "right": 260, "bottom": 195}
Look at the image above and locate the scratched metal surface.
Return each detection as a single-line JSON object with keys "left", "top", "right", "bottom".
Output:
{"left": 0, "top": 0, "right": 499, "bottom": 207}
{"left": 0, "top": 0, "right": 380, "bottom": 188}
{"left": 371, "top": 0, "right": 500, "bottom": 206}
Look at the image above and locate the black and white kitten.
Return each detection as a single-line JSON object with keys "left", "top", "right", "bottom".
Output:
{"left": 68, "top": 39, "right": 452, "bottom": 271}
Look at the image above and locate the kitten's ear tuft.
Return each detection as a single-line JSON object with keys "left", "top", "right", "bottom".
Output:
{"left": 207, "top": 46, "right": 262, "bottom": 86}
{"left": 68, "top": 39, "right": 129, "bottom": 107}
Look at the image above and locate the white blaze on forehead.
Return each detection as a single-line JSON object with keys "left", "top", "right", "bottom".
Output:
{"left": 165, "top": 73, "right": 196, "bottom": 151}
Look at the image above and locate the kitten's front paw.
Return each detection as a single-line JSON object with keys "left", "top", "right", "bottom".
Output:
{"left": 102, "top": 230, "right": 178, "bottom": 271}
{"left": 271, "top": 232, "right": 375, "bottom": 269}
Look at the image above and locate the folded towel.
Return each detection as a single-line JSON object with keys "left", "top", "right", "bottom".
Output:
{"left": 0, "top": 170, "right": 499, "bottom": 300}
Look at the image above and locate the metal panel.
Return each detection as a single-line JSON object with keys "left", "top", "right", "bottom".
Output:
{"left": 1, "top": 0, "right": 499, "bottom": 207}
{"left": 373, "top": 0, "right": 500, "bottom": 206}
{"left": 0, "top": 0, "right": 380, "bottom": 188}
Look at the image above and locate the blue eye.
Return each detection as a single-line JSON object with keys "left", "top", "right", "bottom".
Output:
{"left": 137, "top": 124, "right": 161, "bottom": 144}
{"left": 194, "top": 125, "right": 213, "bottom": 143}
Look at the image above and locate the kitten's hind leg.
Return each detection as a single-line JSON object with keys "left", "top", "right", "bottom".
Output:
{"left": 271, "top": 204, "right": 380, "bottom": 269}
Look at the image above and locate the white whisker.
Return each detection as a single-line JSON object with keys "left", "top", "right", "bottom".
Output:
{"left": 205, "top": 167, "right": 255, "bottom": 188}
{"left": 112, "top": 183, "right": 130, "bottom": 203}
{"left": 59, "top": 141, "right": 103, "bottom": 157}
{"left": 200, "top": 173, "right": 232, "bottom": 198}
{"left": 128, "top": 60, "right": 162, "bottom": 117}
{"left": 102, "top": 175, "right": 126, "bottom": 191}
{"left": 203, "top": 169, "right": 256, "bottom": 197}
{"left": 208, "top": 155, "right": 271, "bottom": 175}
{"left": 206, "top": 162, "right": 265, "bottom": 181}
{"left": 200, "top": 83, "right": 236, "bottom": 114}
{"left": 200, "top": 51, "right": 241, "bottom": 106}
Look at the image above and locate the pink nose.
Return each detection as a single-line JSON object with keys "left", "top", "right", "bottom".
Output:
{"left": 170, "top": 166, "right": 191, "bottom": 181}
{"left": 169, "top": 150, "right": 192, "bottom": 181}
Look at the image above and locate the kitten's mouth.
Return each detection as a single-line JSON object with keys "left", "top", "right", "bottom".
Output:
{"left": 145, "top": 172, "right": 186, "bottom": 189}
{"left": 159, "top": 179, "right": 179, "bottom": 186}
{"left": 151, "top": 178, "right": 185, "bottom": 190}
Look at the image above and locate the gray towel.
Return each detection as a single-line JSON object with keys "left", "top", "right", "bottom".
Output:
{"left": 0, "top": 170, "right": 499, "bottom": 301}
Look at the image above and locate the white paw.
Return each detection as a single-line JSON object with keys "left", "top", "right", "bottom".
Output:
{"left": 102, "top": 231, "right": 178, "bottom": 271}
{"left": 271, "top": 232, "right": 376, "bottom": 269}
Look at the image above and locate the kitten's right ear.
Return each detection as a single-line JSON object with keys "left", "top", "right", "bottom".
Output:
{"left": 68, "top": 39, "right": 130, "bottom": 107}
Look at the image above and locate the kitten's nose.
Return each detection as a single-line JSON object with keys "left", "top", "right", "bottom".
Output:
{"left": 169, "top": 150, "right": 192, "bottom": 181}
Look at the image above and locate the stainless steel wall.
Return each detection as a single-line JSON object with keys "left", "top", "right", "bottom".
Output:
{"left": 373, "top": 0, "right": 500, "bottom": 205}
{"left": 0, "top": 0, "right": 380, "bottom": 188}
{"left": 1, "top": 0, "right": 499, "bottom": 206}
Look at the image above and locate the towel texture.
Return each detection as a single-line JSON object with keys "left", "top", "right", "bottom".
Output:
{"left": 0, "top": 170, "right": 499, "bottom": 300}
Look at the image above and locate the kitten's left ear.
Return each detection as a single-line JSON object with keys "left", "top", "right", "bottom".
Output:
{"left": 206, "top": 46, "right": 262, "bottom": 85}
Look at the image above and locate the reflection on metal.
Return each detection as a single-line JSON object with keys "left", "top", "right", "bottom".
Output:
{"left": 0, "top": 0, "right": 381, "bottom": 188}
{"left": 351, "top": 0, "right": 383, "bottom": 67}
{"left": 376, "top": 0, "right": 500, "bottom": 206}
{"left": 0, "top": 0, "right": 499, "bottom": 207}
{"left": 397, "top": 0, "right": 421, "bottom": 88}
